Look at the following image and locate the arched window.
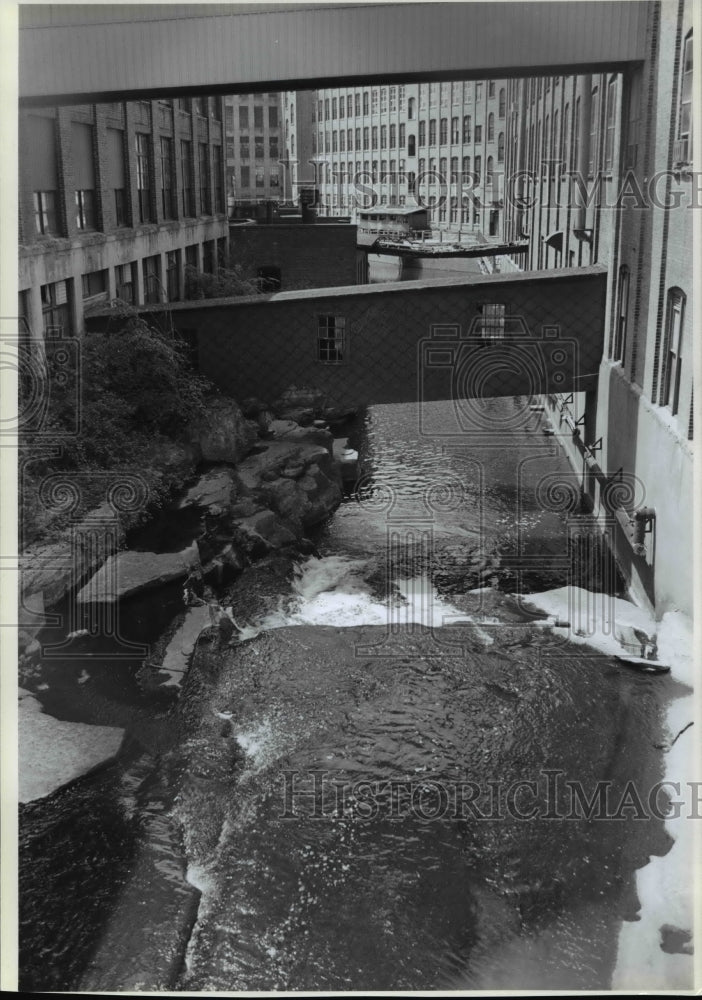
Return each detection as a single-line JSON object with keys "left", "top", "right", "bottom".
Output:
{"left": 497, "top": 133, "right": 505, "bottom": 163}
{"left": 429, "top": 119, "right": 437, "bottom": 144}
{"left": 419, "top": 120, "right": 426, "bottom": 146}
{"left": 408, "top": 134, "right": 416, "bottom": 157}
{"left": 487, "top": 112, "right": 494, "bottom": 142}
{"left": 440, "top": 118, "right": 448, "bottom": 143}
{"left": 463, "top": 115, "right": 471, "bottom": 142}
{"left": 498, "top": 88, "right": 506, "bottom": 118}
{"left": 408, "top": 97, "right": 416, "bottom": 120}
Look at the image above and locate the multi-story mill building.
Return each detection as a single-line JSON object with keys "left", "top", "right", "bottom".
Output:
{"left": 285, "top": 80, "right": 507, "bottom": 239}
{"left": 223, "top": 92, "right": 284, "bottom": 211}
{"left": 19, "top": 96, "right": 228, "bottom": 341}
{"left": 501, "top": 0, "right": 694, "bottom": 615}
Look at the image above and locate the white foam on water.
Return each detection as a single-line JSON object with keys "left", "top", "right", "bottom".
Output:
{"left": 238, "top": 555, "right": 471, "bottom": 636}
{"left": 234, "top": 719, "right": 280, "bottom": 774}
{"left": 527, "top": 587, "right": 696, "bottom": 991}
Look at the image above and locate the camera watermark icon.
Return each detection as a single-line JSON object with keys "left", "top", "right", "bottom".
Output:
{"left": 417, "top": 317, "right": 580, "bottom": 444}
{"left": 2, "top": 318, "right": 82, "bottom": 438}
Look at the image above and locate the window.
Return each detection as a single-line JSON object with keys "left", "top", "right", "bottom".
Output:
{"left": 269, "top": 135, "right": 279, "bottom": 159}
{"left": 462, "top": 155, "right": 471, "bottom": 181}
{"left": 257, "top": 265, "right": 281, "bottom": 291}
{"left": 488, "top": 81, "right": 496, "bottom": 98}
{"left": 181, "top": 141, "right": 194, "bottom": 216}
{"left": 419, "top": 121, "right": 426, "bottom": 146}
{"left": 476, "top": 82, "right": 483, "bottom": 102}
{"left": 612, "top": 265, "right": 629, "bottom": 361}
{"left": 355, "top": 93, "right": 361, "bottom": 116}
{"left": 407, "top": 96, "right": 416, "bottom": 120}
{"left": 478, "top": 303, "right": 506, "bottom": 339}
{"left": 389, "top": 86, "right": 397, "bottom": 112}
{"left": 363, "top": 91, "right": 369, "bottom": 115}
{"left": 347, "top": 95, "right": 353, "bottom": 117}
{"left": 76, "top": 191, "right": 95, "bottom": 229}
{"left": 677, "top": 32, "right": 693, "bottom": 164}
{"left": 41, "top": 280, "right": 70, "bottom": 336}
{"left": 324, "top": 98, "right": 330, "bottom": 120}
{"left": 399, "top": 85, "right": 406, "bottom": 111}
{"left": 241, "top": 165, "right": 250, "bottom": 187}
{"left": 255, "top": 168, "right": 264, "bottom": 188}
{"left": 332, "top": 97, "right": 337, "bottom": 118}
{"left": 451, "top": 156, "right": 458, "bottom": 182}
{"left": 372, "top": 125, "right": 378, "bottom": 148}
{"left": 240, "top": 134, "right": 250, "bottom": 159}
{"left": 381, "top": 125, "right": 387, "bottom": 148}
{"left": 114, "top": 188, "right": 127, "bottom": 227}
{"left": 463, "top": 115, "right": 471, "bottom": 143}
{"left": 605, "top": 78, "right": 617, "bottom": 171}
{"left": 486, "top": 156, "right": 494, "bottom": 183}
{"left": 160, "top": 137, "right": 175, "bottom": 218}
{"left": 475, "top": 155, "right": 481, "bottom": 182}
{"left": 355, "top": 127, "right": 361, "bottom": 150}
{"left": 497, "top": 133, "right": 505, "bottom": 164}
{"left": 390, "top": 123, "right": 396, "bottom": 147}
{"left": 498, "top": 88, "right": 506, "bottom": 118}
{"left": 166, "top": 250, "right": 180, "bottom": 301}
{"left": 136, "top": 133, "right": 153, "bottom": 223}
{"left": 440, "top": 118, "right": 448, "bottom": 143}
{"left": 81, "top": 269, "right": 107, "bottom": 301}
{"left": 317, "top": 315, "right": 345, "bottom": 363}
{"left": 270, "top": 170, "right": 279, "bottom": 188}
{"left": 475, "top": 124, "right": 482, "bottom": 143}
{"left": 193, "top": 97, "right": 206, "bottom": 116}
{"left": 408, "top": 134, "right": 416, "bottom": 157}
{"left": 487, "top": 112, "right": 494, "bottom": 142}
{"left": 363, "top": 127, "right": 369, "bottom": 150}
{"left": 588, "top": 87, "right": 599, "bottom": 176}
{"left": 332, "top": 131, "right": 338, "bottom": 152}
{"left": 142, "top": 255, "right": 161, "bottom": 303}
{"left": 661, "top": 289, "right": 686, "bottom": 414}
{"left": 255, "top": 135, "right": 264, "bottom": 158}
{"left": 197, "top": 143, "right": 210, "bottom": 213}
{"left": 269, "top": 105, "right": 278, "bottom": 128}
{"left": 451, "top": 117, "right": 459, "bottom": 143}
{"left": 254, "top": 105, "right": 263, "bottom": 128}
{"left": 213, "top": 145, "right": 224, "bottom": 212}
{"left": 239, "top": 106, "right": 249, "bottom": 129}
{"left": 372, "top": 89, "right": 379, "bottom": 114}
{"left": 34, "top": 190, "right": 58, "bottom": 235}
{"left": 574, "top": 97, "right": 581, "bottom": 170}
{"left": 115, "top": 262, "right": 135, "bottom": 304}
{"left": 202, "top": 240, "right": 215, "bottom": 275}
{"left": 72, "top": 121, "right": 96, "bottom": 230}
{"left": 429, "top": 119, "right": 436, "bottom": 144}
{"left": 340, "top": 130, "right": 346, "bottom": 152}
{"left": 347, "top": 129, "right": 353, "bottom": 150}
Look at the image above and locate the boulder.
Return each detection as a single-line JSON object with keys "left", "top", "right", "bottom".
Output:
{"left": 233, "top": 509, "right": 300, "bottom": 553}
{"left": 19, "top": 696, "right": 125, "bottom": 803}
{"left": 191, "top": 395, "right": 257, "bottom": 464}
{"left": 271, "top": 420, "right": 335, "bottom": 456}
{"left": 76, "top": 543, "right": 200, "bottom": 603}
{"left": 178, "top": 466, "right": 239, "bottom": 514}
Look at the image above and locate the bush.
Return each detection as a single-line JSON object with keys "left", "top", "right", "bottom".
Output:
{"left": 184, "top": 263, "right": 260, "bottom": 300}
{"left": 19, "top": 315, "right": 213, "bottom": 543}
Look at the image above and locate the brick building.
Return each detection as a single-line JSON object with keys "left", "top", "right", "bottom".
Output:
{"left": 501, "top": 0, "right": 695, "bottom": 615}
{"left": 285, "top": 80, "right": 507, "bottom": 240}
{"left": 18, "top": 97, "right": 229, "bottom": 340}
{"left": 223, "top": 93, "right": 284, "bottom": 212}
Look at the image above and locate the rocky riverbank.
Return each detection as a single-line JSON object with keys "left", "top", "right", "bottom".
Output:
{"left": 18, "top": 387, "right": 349, "bottom": 804}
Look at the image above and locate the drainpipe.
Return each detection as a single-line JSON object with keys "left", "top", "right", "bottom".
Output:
{"left": 574, "top": 77, "right": 592, "bottom": 235}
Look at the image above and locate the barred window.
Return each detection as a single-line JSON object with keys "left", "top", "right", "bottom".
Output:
{"left": 317, "top": 315, "right": 346, "bottom": 364}
{"left": 479, "top": 303, "right": 506, "bottom": 339}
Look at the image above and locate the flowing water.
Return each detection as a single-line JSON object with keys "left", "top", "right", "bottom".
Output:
{"left": 19, "top": 397, "right": 675, "bottom": 992}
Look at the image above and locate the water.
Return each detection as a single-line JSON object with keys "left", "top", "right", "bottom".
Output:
{"left": 19, "top": 397, "right": 674, "bottom": 991}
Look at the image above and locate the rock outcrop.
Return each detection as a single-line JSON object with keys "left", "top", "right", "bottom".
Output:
{"left": 190, "top": 395, "right": 257, "bottom": 464}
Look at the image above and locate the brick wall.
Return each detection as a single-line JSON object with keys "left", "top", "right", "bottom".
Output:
{"left": 228, "top": 223, "right": 358, "bottom": 289}
{"left": 87, "top": 268, "right": 607, "bottom": 410}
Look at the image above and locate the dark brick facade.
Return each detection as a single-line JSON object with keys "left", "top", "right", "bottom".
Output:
{"left": 228, "top": 223, "right": 358, "bottom": 290}
{"left": 87, "top": 269, "right": 607, "bottom": 410}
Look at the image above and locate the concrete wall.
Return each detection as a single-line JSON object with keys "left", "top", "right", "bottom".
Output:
{"left": 86, "top": 269, "right": 607, "bottom": 411}
{"left": 228, "top": 223, "right": 358, "bottom": 290}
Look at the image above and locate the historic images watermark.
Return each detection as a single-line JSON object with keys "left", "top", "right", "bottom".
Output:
{"left": 279, "top": 768, "right": 702, "bottom": 823}
{"left": 280, "top": 161, "right": 701, "bottom": 213}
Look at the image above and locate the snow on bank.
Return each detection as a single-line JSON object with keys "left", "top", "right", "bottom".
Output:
{"left": 525, "top": 589, "right": 696, "bottom": 991}
{"left": 18, "top": 689, "right": 125, "bottom": 803}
